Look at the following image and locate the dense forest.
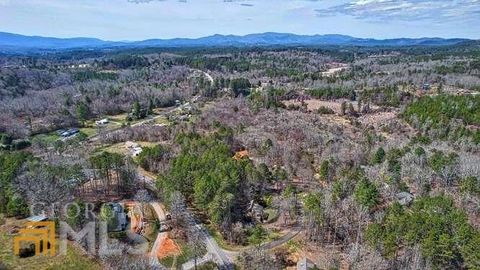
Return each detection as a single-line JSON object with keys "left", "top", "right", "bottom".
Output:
{"left": 1, "top": 42, "right": 479, "bottom": 270}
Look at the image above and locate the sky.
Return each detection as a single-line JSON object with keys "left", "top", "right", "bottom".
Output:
{"left": 0, "top": 0, "right": 479, "bottom": 40}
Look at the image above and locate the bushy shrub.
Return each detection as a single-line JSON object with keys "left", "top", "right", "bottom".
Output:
{"left": 354, "top": 178, "right": 379, "bottom": 209}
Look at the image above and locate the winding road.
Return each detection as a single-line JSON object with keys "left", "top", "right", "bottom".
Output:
{"left": 138, "top": 169, "right": 235, "bottom": 269}
{"left": 124, "top": 70, "right": 300, "bottom": 268}
{"left": 137, "top": 160, "right": 302, "bottom": 270}
{"left": 181, "top": 223, "right": 235, "bottom": 270}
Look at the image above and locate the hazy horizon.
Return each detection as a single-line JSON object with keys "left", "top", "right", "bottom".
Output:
{"left": 1, "top": 31, "right": 476, "bottom": 42}
{"left": 0, "top": 0, "right": 479, "bottom": 41}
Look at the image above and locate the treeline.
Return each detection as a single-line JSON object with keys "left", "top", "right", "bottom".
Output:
{"left": 89, "top": 151, "right": 137, "bottom": 197}
{"left": 435, "top": 60, "right": 480, "bottom": 75}
{"left": 137, "top": 144, "right": 170, "bottom": 173}
{"left": 249, "top": 87, "right": 287, "bottom": 110}
{"left": 361, "top": 85, "right": 405, "bottom": 107}
{"left": 98, "top": 54, "right": 149, "bottom": 69}
{"left": 0, "top": 133, "right": 31, "bottom": 150}
{"left": 173, "top": 55, "right": 251, "bottom": 72}
{"left": 0, "top": 152, "right": 30, "bottom": 217}
{"left": 204, "top": 77, "right": 252, "bottom": 98}
{"left": 403, "top": 94, "right": 480, "bottom": 142}
{"left": 404, "top": 95, "right": 480, "bottom": 127}
{"left": 366, "top": 196, "right": 480, "bottom": 269}
{"left": 157, "top": 130, "right": 280, "bottom": 241}
{"left": 73, "top": 70, "right": 118, "bottom": 82}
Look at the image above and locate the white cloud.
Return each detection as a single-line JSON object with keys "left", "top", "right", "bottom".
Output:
{"left": 317, "top": 0, "right": 480, "bottom": 22}
{"left": 0, "top": 0, "right": 478, "bottom": 39}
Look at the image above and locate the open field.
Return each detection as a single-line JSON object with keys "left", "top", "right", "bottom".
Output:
{"left": 96, "top": 141, "right": 159, "bottom": 155}
{"left": 283, "top": 98, "right": 380, "bottom": 114}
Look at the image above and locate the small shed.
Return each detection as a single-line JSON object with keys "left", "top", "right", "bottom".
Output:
{"left": 95, "top": 118, "right": 109, "bottom": 125}
{"left": 27, "top": 215, "right": 48, "bottom": 223}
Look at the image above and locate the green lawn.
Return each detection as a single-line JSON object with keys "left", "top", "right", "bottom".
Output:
{"left": 31, "top": 132, "right": 60, "bottom": 144}
{"left": 153, "top": 116, "right": 170, "bottom": 125}
{"left": 108, "top": 113, "right": 129, "bottom": 124}
{"left": 96, "top": 141, "right": 159, "bottom": 156}
{"left": 264, "top": 208, "right": 279, "bottom": 223}
{"left": 79, "top": 128, "right": 97, "bottom": 138}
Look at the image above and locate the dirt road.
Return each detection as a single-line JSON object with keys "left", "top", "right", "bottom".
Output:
{"left": 149, "top": 202, "right": 168, "bottom": 266}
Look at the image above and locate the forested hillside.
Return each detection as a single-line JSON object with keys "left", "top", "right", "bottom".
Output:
{"left": 1, "top": 43, "right": 479, "bottom": 269}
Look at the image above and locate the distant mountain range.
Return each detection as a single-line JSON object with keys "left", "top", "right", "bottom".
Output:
{"left": 0, "top": 31, "right": 472, "bottom": 52}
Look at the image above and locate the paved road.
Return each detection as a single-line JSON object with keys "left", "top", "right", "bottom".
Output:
{"left": 131, "top": 170, "right": 168, "bottom": 267}
{"left": 178, "top": 214, "right": 234, "bottom": 270}
{"left": 136, "top": 168, "right": 233, "bottom": 269}
{"left": 196, "top": 223, "right": 234, "bottom": 270}
{"left": 138, "top": 166, "right": 301, "bottom": 269}
{"left": 182, "top": 253, "right": 213, "bottom": 270}
{"left": 202, "top": 71, "right": 214, "bottom": 83}
{"left": 181, "top": 224, "right": 301, "bottom": 269}
{"left": 81, "top": 68, "right": 211, "bottom": 144}
{"left": 137, "top": 123, "right": 301, "bottom": 270}
{"left": 260, "top": 226, "right": 301, "bottom": 250}
{"left": 191, "top": 68, "right": 213, "bottom": 84}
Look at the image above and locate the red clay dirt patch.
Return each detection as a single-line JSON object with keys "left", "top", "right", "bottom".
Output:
{"left": 156, "top": 234, "right": 181, "bottom": 259}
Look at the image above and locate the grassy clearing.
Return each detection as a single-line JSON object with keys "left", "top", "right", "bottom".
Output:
{"left": 95, "top": 141, "right": 159, "bottom": 156}
{"left": 264, "top": 208, "right": 279, "bottom": 223}
{"left": 267, "top": 230, "right": 282, "bottom": 242}
{"left": 96, "top": 143, "right": 127, "bottom": 155}
{"left": 153, "top": 116, "right": 170, "bottom": 125}
{"left": 79, "top": 127, "right": 97, "bottom": 138}
{"left": 108, "top": 113, "right": 129, "bottom": 124}
{"left": 31, "top": 132, "right": 60, "bottom": 144}
{"left": 109, "top": 113, "right": 149, "bottom": 126}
